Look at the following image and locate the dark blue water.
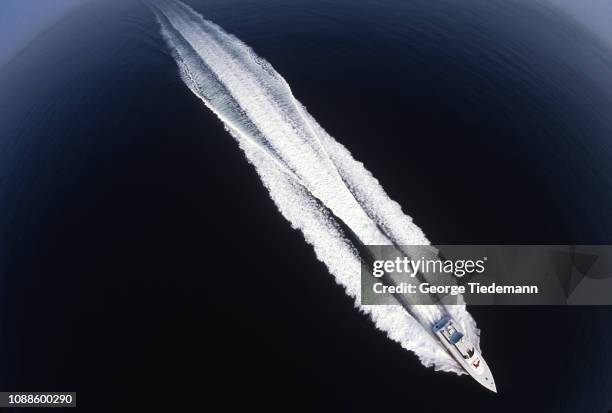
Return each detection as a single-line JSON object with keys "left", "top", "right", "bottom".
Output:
{"left": 0, "top": 0, "right": 611, "bottom": 411}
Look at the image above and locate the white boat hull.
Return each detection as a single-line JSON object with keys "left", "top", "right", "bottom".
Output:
{"left": 433, "top": 316, "right": 497, "bottom": 392}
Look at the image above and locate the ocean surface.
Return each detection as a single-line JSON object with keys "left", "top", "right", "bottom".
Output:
{"left": 0, "top": 0, "right": 611, "bottom": 411}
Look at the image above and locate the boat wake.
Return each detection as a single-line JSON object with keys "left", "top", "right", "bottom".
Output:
{"left": 150, "top": 0, "right": 480, "bottom": 374}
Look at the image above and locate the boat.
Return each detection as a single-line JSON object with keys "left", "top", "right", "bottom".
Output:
{"left": 433, "top": 315, "right": 497, "bottom": 392}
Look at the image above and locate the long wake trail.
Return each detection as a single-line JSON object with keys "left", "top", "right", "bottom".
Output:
{"left": 151, "top": 0, "right": 480, "bottom": 374}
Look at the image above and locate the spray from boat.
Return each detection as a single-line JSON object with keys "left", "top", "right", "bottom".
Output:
{"left": 149, "top": 0, "right": 493, "bottom": 387}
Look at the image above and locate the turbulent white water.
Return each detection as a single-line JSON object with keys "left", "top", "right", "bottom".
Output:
{"left": 151, "top": 0, "right": 481, "bottom": 374}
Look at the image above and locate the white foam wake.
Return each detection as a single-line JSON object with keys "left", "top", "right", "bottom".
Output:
{"left": 151, "top": 0, "right": 480, "bottom": 374}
